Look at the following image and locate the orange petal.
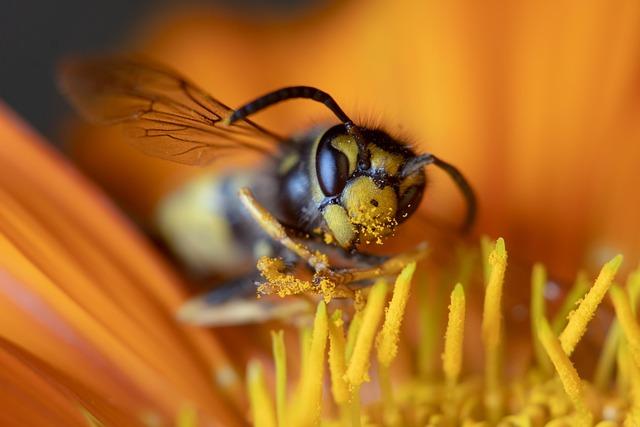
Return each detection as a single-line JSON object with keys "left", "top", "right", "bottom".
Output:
{"left": 0, "top": 103, "right": 244, "bottom": 425}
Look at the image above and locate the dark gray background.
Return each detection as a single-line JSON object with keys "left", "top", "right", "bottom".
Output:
{"left": 0, "top": 0, "right": 319, "bottom": 140}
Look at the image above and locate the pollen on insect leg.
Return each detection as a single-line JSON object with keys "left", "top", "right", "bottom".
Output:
{"left": 256, "top": 256, "right": 314, "bottom": 297}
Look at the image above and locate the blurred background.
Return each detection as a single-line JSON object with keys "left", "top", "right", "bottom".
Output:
{"left": 0, "top": 0, "right": 322, "bottom": 138}
{"left": 2, "top": 0, "right": 640, "bottom": 294}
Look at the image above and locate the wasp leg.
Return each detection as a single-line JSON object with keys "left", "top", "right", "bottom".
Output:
{"left": 343, "top": 248, "right": 391, "bottom": 267}
{"left": 238, "top": 188, "right": 330, "bottom": 272}
{"left": 177, "top": 273, "right": 312, "bottom": 326}
{"left": 239, "top": 188, "right": 357, "bottom": 298}
{"left": 239, "top": 187, "right": 428, "bottom": 296}
{"left": 202, "top": 275, "right": 262, "bottom": 304}
{"left": 315, "top": 242, "right": 429, "bottom": 287}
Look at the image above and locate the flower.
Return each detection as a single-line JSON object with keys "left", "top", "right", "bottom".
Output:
{"left": 4, "top": 1, "right": 640, "bottom": 426}
{"left": 247, "top": 239, "right": 639, "bottom": 425}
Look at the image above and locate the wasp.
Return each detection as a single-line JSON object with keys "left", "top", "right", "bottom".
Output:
{"left": 59, "top": 57, "right": 476, "bottom": 325}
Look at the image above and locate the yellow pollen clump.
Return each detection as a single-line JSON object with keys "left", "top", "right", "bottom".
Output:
{"left": 350, "top": 205, "right": 397, "bottom": 245}
{"left": 245, "top": 239, "right": 638, "bottom": 426}
{"left": 256, "top": 256, "right": 314, "bottom": 297}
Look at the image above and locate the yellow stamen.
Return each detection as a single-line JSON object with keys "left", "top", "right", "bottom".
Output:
{"left": 247, "top": 360, "right": 277, "bottom": 427}
{"left": 374, "top": 262, "right": 417, "bottom": 425}
{"left": 618, "top": 339, "right": 631, "bottom": 395}
{"left": 482, "top": 238, "right": 507, "bottom": 348}
{"left": 417, "top": 271, "right": 440, "bottom": 378}
{"left": 610, "top": 285, "right": 640, "bottom": 370}
{"left": 480, "top": 235, "right": 493, "bottom": 285}
{"left": 300, "top": 326, "right": 311, "bottom": 377}
{"left": 538, "top": 318, "right": 593, "bottom": 426}
{"left": 443, "top": 283, "right": 466, "bottom": 386}
{"left": 378, "top": 364, "right": 400, "bottom": 426}
{"left": 244, "top": 239, "right": 639, "bottom": 425}
{"left": 594, "top": 310, "right": 622, "bottom": 390}
{"left": 595, "top": 271, "right": 640, "bottom": 390}
{"left": 271, "top": 330, "right": 287, "bottom": 427}
{"left": 551, "top": 270, "right": 589, "bottom": 334}
{"left": 441, "top": 283, "right": 466, "bottom": 424}
{"left": 531, "top": 263, "right": 552, "bottom": 373}
{"left": 377, "top": 262, "right": 416, "bottom": 367}
{"left": 626, "top": 360, "right": 640, "bottom": 426}
{"left": 328, "top": 310, "right": 349, "bottom": 405}
{"left": 559, "top": 254, "right": 623, "bottom": 356}
{"left": 291, "top": 301, "right": 329, "bottom": 427}
{"left": 481, "top": 237, "right": 507, "bottom": 421}
{"left": 345, "top": 310, "right": 364, "bottom": 363}
{"left": 345, "top": 280, "right": 388, "bottom": 388}
{"left": 349, "top": 388, "right": 362, "bottom": 427}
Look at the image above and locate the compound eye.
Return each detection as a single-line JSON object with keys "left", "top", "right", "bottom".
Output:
{"left": 316, "top": 134, "right": 350, "bottom": 196}
{"left": 396, "top": 185, "right": 424, "bottom": 223}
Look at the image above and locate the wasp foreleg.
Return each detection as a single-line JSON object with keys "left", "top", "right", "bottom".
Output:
{"left": 239, "top": 187, "right": 427, "bottom": 300}
{"left": 238, "top": 188, "right": 331, "bottom": 272}
{"left": 314, "top": 243, "right": 428, "bottom": 288}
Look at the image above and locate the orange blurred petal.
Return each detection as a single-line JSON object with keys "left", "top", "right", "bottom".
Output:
{"left": 0, "top": 337, "right": 144, "bottom": 427}
{"left": 0, "top": 103, "right": 244, "bottom": 426}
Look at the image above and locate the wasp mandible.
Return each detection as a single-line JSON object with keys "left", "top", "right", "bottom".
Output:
{"left": 59, "top": 57, "right": 476, "bottom": 324}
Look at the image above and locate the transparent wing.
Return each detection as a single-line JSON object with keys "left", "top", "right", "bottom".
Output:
{"left": 58, "top": 56, "right": 284, "bottom": 165}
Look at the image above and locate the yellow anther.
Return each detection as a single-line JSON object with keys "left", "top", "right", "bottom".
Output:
{"left": 345, "top": 280, "right": 388, "bottom": 387}
{"left": 377, "top": 262, "right": 416, "bottom": 367}
{"left": 482, "top": 238, "right": 507, "bottom": 421}
{"left": 531, "top": 263, "right": 552, "bottom": 373}
{"left": 551, "top": 270, "right": 589, "bottom": 334}
{"left": 271, "top": 331, "right": 287, "bottom": 427}
{"left": 559, "top": 254, "right": 622, "bottom": 356}
{"left": 247, "top": 360, "right": 277, "bottom": 427}
{"left": 482, "top": 238, "right": 507, "bottom": 348}
{"left": 610, "top": 285, "right": 640, "bottom": 369}
{"left": 538, "top": 318, "right": 593, "bottom": 426}
{"left": 443, "top": 283, "right": 466, "bottom": 386}
{"left": 291, "top": 302, "right": 329, "bottom": 427}
{"left": 328, "top": 310, "right": 349, "bottom": 405}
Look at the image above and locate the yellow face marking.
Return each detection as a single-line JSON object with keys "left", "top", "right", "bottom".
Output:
{"left": 322, "top": 204, "right": 356, "bottom": 248}
{"left": 342, "top": 176, "right": 398, "bottom": 244}
{"left": 330, "top": 135, "right": 358, "bottom": 175}
{"left": 369, "top": 145, "right": 403, "bottom": 176}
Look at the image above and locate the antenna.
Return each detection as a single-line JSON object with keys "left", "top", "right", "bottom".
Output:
{"left": 227, "top": 86, "right": 354, "bottom": 127}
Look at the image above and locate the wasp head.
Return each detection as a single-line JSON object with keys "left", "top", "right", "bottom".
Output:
{"left": 315, "top": 124, "right": 428, "bottom": 248}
